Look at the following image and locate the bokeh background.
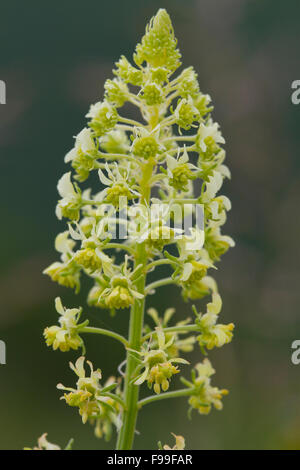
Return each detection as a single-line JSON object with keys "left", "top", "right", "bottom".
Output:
{"left": 1, "top": 0, "right": 300, "bottom": 450}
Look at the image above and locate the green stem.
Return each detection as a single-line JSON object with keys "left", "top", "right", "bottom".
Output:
{"left": 145, "top": 277, "right": 175, "bottom": 294}
{"left": 171, "top": 198, "right": 200, "bottom": 204}
{"left": 118, "top": 116, "right": 145, "bottom": 128}
{"left": 162, "top": 135, "right": 196, "bottom": 143}
{"left": 146, "top": 258, "right": 177, "bottom": 272}
{"left": 116, "top": 103, "right": 163, "bottom": 449}
{"left": 138, "top": 388, "right": 195, "bottom": 408}
{"left": 142, "top": 324, "right": 199, "bottom": 342}
{"left": 97, "top": 151, "right": 137, "bottom": 163}
{"left": 80, "top": 326, "right": 129, "bottom": 348}
{"left": 104, "top": 243, "right": 136, "bottom": 256}
{"left": 116, "top": 124, "right": 136, "bottom": 132}
{"left": 116, "top": 160, "right": 155, "bottom": 449}
{"left": 116, "top": 242, "right": 147, "bottom": 450}
{"left": 101, "top": 392, "right": 127, "bottom": 409}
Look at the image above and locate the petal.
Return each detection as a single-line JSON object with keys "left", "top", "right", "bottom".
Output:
{"left": 205, "top": 171, "right": 223, "bottom": 200}
{"left": 55, "top": 297, "right": 64, "bottom": 315}
{"left": 209, "top": 201, "right": 219, "bottom": 220}
{"left": 170, "top": 358, "right": 189, "bottom": 364}
{"left": 55, "top": 204, "right": 63, "bottom": 220}
{"left": 164, "top": 334, "right": 175, "bottom": 350}
{"left": 76, "top": 128, "right": 95, "bottom": 153}
{"left": 166, "top": 154, "right": 176, "bottom": 170}
{"left": 57, "top": 172, "right": 75, "bottom": 198}
{"left": 55, "top": 231, "right": 71, "bottom": 253}
{"left": 134, "top": 367, "right": 149, "bottom": 386}
{"left": 130, "top": 289, "right": 144, "bottom": 299}
{"left": 98, "top": 169, "right": 112, "bottom": 187}
{"left": 220, "top": 235, "right": 235, "bottom": 247}
{"left": 181, "top": 263, "right": 193, "bottom": 281}
{"left": 179, "top": 148, "right": 189, "bottom": 164}
{"left": 219, "top": 195, "right": 232, "bottom": 211}
{"left": 156, "top": 327, "right": 165, "bottom": 349}
{"left": 68, "top": 223, "right": 83, "bottom": 241}
{"left": 219, "top": 164, "right": 231, "bottom": 179}
{"left": 202, "top": 276, "right": 218, "bottom": 293}
{"left": 70, "top": 356, "right": 85, "bottom": 377}
{"left": 65, "top": 148, "right": 77, "bottom": 163}
{"left": 207, "top": 293, "right": 222, "bottom": 315}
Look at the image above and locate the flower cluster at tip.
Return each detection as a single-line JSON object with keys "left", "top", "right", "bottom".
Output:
{"left": 43, "top": 8, "right": 234, "bottom": 443}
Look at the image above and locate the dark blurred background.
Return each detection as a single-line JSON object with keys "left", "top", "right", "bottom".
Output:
{"left": 1, "top": 0, "right": 300, "bottom": 450}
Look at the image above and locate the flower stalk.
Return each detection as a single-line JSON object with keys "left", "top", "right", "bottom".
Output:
{"left": 40, "top": 8, "right": 235, "bottom": 451}
{"left": 116, "top": 243, "right": 147, "bottom": 449}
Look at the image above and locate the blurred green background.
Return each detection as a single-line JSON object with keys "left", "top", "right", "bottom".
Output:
{"left": 1, "top": 0, "right": 300, "bottom": 450}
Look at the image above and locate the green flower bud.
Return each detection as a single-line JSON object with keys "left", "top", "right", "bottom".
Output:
{"left": 57, "top": 358, "right": 121, "bottom": 437}
{"left": 114, "top": 55, "right": 143, "bottom": 86}
{"left": 195, "top": 122, "right": 225, "bottom": 159}
{"left": 64, "top": 390, "right": 92, "bottom": 407}
{"left": 148, "top": 362, "right": 179, "bottom": 394}
{"left": 180, "top": 259, "right": 212, "bottom": 287}
{"left": 60, "top": 203, "right": 80, "bottom": 221}
{"left": 104, "top": 78, "right": 129, "bottom": 107}
{"left": 64, "top": 128, "right": 97, "bottom": 182}
{"left": 132, "top": 135, "right": 159, "bottom": 159}
{"left": 100, "top": 129, "right": 129, "bottom": 154}
{"left": 86, "top": 101, "right": 118, "bottom": 137}
{"left": 134, "top": 328, "right": 189, "bottom": 393}
{"left": 134, "top": 9, "right": 181, "bottom": 72}
{"left": 198, "top": 322, "right": 234, "bottom": 350}
{"left": 56, "top": 172, "right": 82, "bottom": 221}
{"left": 205, "top": 228, "right": 234, "bottom": 262}
{"left": 146, "top": 225, "right": 175, "bottom": 252}
{"left": 87, "top": 284, "right": 107, "bottom": 309}
{"left": 44, "top": 298, "right": 85, "bottom": 352}
{"left": 181, "top": 277, "right": 214, "bottom": 301}
{"left": 184, "top": 359, "right": 229, "bottom": 415}
{"left": 174, "top": 97, "right": 200, "bottom": 130}
{"left": 150, "top": 67, "right": 169, "bottom": 84}
{"left": 169, "top": 163, "right": 196, "bottom": 191}
{"left": 139, "top": 82, "right": 164, "bottom": 106}
{"left": 194, "top": 93, "right": 213, "bottom": 117}
{"left": 106, "top": 183, "right": 135, "bottom": 207}
{"left": 71, "top": 151, "right": 95, "bottom": 182}
{"left": 43, "top": 261, "right": 81, "bottom": 292}
{"left": 79, "top": 400, "right": 100, "bottom": 424}
{"left": 177, "top": 67, "right": 200, "bottom": 99}
{"left": 105, "top": 283, "right": 134, "bottom": 310}
{"left": 44, "top": 326, "right": 82, "bottom": 352}
{"left": 74, "top": 247, "right": 103, "bottom": 273}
